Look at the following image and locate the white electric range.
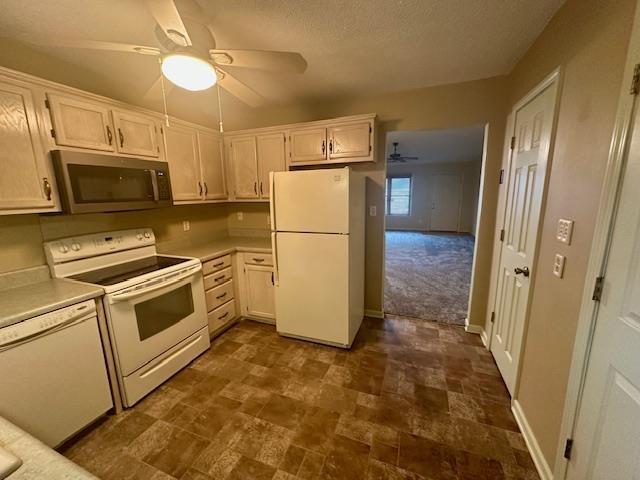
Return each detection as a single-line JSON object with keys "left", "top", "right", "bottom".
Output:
{"left": 45, "top": 228, "right": 210, "bottom": 407}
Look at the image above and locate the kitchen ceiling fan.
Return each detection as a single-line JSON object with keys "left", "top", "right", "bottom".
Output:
{"left": 32, "top": 0, "right": 307, "bottom": 108}
{"left": 387, "top": 142, "right": 418, "bottom": 163}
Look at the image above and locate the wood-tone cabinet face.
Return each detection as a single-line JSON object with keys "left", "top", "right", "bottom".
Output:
{"left": 111, "top": 110, "right": 159, "bottom": 157}
{"left": 244, "top": 264, "right": 275, "bottom": 319}
{"left": 256, "top": 133, "right": 286, "bottom": 199}
{"left": 46, "top": 94, "right": 114, "bottom": 152}
{"left": 164, "top": 124, "right": 201, "bottom": 201}
{"left": 0, "top": 82, "right": 56, "bottom": 211}
{"left": 289, "top": 127, "right": 327, "bottom": 163}
{"left": 231, "top": 136, "right": 259, "bottom": 199}
{"left": 198, "top": 131, "right": 227, "bottom": 200}
{"left": 329, "top": 122, "right": 372, "bottom": 160}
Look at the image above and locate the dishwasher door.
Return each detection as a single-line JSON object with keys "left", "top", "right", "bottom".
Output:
{"left": 0, "top": 302, "right": 113, "bottom": 447}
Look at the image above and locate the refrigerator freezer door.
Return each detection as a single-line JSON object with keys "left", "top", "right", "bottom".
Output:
{"left": 273, "top": 168, "right": 350, "bottom": 234}
{"left": 274, "top": 232, "right": 350, "bottom": 346}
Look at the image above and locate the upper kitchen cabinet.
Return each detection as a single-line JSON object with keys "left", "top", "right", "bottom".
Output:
{"left": 111, "top": 109, "right": 159, "bottom": 157}
{"left": 46, "top": 94, "right": 115, "bottom": 152}
{"left": 289, "top": 127, "right": 327, "bottom": 164}
{"left": 328, "top": 121, "right": 373, "bottom": 161}
{"left": 230, "top": 136, "right": 259, "bottom": 199}
{"left": 198, "top": 130, "right": 227, "bottom": 200}
{"left": 256, "top": 133, "right": 286, "bottom": 199}
{"left": 0, "top": 80, "right": 57, "bottom": 213}
{"left": 164, "top": 123, "right": 201, "bottom": 202}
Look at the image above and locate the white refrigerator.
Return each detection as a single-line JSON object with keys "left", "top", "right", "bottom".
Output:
{"left": 270, "top": 167, "right": 365, "bottom": 348}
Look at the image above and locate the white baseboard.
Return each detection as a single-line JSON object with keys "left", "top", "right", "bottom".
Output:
{"left": 464, "top": 318, "right": 483, "bottom": 335}
{"left": 480, "top": 329, "right": 489, "bottom": 348}
{"left": 364, "top": 309, "right": 384, "bottom": 319}
{"left": 512, "top": 400, "right": 553, "bottom": 480}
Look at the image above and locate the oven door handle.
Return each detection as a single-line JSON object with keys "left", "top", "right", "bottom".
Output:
{"left": 108, "top": 265, "right": 201, "bottom": 304}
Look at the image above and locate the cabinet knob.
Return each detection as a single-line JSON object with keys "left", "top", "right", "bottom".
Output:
{"left": 118, "top": 128, "right": 124, "bottom": 147}
{"left": 106, "top": 126, "right": 113, "bottom": 145}
{"left": 43, "top": 177, "right": 52, "bottom": 201}
{"left": 329, "top": 139, "right": 333, "bottom": 154}
{"left": 254, "top": 182, "right": 257, "bottom": 195}
{"left": 204, "top": 182, "right": 208, "bottom": 195}
{"left": 198, "top": 182, "right": 203, "bottom": 196}
{"left": 321, "top": 140, "right": 326, "bottom": 154}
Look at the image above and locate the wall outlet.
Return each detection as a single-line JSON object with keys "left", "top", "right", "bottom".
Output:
{"left": 182, "top": 220, "right": 190, "bottom": 232}
{"left": 553, "top": 253, "right": 565, "bottom": 278}
{"left": 556, "top": 219, "right": 574, "bottom": 245}
{"left": 237, "top": 211, "right": 244, "bottom": 221}
{"left": 369, "top": 206, "right": 377, "bottom": 217}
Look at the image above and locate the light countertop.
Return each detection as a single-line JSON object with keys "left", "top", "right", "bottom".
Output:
{"left": 0, "top": 278, "right": 104, "bottom": 329}
{"left": 159, "top": 236, "right": 272, "bottom": 262}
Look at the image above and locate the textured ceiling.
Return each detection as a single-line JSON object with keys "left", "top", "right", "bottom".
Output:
{"left": 0, "top": 0, "right": 564, "bottom": 114}
{"left": 387, "top": 126, "right": 485, "bottom": 164}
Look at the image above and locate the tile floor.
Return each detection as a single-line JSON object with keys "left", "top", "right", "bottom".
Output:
{"left": 61, "top": 317, "right": 539, "bottom": 480}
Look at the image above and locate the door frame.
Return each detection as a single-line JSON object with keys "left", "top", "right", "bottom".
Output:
{"left": 553, "top": 4, "right": 640, "bottom": 478}
{"left": 483, "top": 67, "right": 562, "bottom": 357}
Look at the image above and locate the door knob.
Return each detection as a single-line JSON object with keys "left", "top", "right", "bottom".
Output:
{"left": 514, "top": 266, "right": 530, "bottom": 277}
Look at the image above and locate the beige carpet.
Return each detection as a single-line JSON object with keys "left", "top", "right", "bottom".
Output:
{"left": 384, "top": 231, "right": 475, "bottom": 325}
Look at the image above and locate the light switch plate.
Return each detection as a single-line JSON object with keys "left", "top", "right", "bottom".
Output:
{"left": 237, "top": 212, "right": 243, "bottom": 221}
{"left": 553, "top": 253, "right": 565, "bottom": 278}
{"left": 182, "top": 220, "right": 190, "bottom": 232}
{"left": 369, "top": 206, "right": 377, "bottom": 217}
{"left": 556, "top": 219, "right": 574, "bottom": 244}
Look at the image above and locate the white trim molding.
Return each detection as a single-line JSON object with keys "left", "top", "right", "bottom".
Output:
{"left": 479, "top": 329, "right": 489, "bottom": 347}
{"left": 512, "top": 400, "right": 554, "bottom": 480}
{"left": 365, "top": 309, "right": 385, "bottom": 319}
{"left": 464, "top": 318, "right": 483, "bottom": 335}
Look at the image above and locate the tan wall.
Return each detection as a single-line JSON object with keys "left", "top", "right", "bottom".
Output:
{"left": 234, "top": 77, "right": 508, "bottom": 318}
{"left": 385, "top": 160, "right": 481, "bottom": 234}
{"left": 503, "top": 0, "right": 636, "bottom": 467}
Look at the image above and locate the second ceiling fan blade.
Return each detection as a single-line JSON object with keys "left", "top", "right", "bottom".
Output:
{"left": 143, "top": 75, "right": 175, "bottom": 102}
{"left": 31, "top": 39, "right": 160, "bottom": 55}
{"left": 216, "top": 69, "right": 264, "bottom": 107}
{"left": 210, "top": 49, "right": 307, "bottom": 73}
{"left": 145, "top": 0, "right": 192, "bottom": 47}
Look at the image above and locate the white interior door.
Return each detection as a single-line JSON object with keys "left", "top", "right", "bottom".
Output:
{"left": 430, "top": 173, "right": 462, "bottom": 231}
{"left": 566, "top": 86, "right": 640, "bottom": 480}
{"left": 491, "top": 78, "right": 559, "bottom": 395}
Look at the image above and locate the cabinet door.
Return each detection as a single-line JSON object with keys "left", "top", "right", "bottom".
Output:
{"left": 198, "top": 131, "right": 227, "bottom": 200}
{"left": 112, "top": 110, "right": 159, "bottom": 157}
{"left": 289, "top": 127, "right": 327, "bottom": 163}
{"left": 46, "top": 94, "right": 114, "bottom": 151}
{"left": 257, "top": 133, "right": 286, "bottom": 199}
{"left": 230, "top": 136, "right": 259, "bottom": 199}
{"left": 0, "top": 82, "right": 56, "bottom": 211}
{"left": 245, "top": 264, "right": 275, "bottom": 319}
{"left": 164, "top": 124, "right": 201, "bottom": 201}
{"left": 328, "top": 122, "right": 372, "bottom": 160}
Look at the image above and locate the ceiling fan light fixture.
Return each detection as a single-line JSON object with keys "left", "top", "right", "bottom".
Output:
{"left": 161, "top": 53, "right": 217, "bottom": 91}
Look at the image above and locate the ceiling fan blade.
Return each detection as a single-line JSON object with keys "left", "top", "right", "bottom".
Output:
{"left": 145, "top": 0, "right": 192, "bottom": 46}
{"left": 210, "top": 49, "right": 307, "bottom": 73}
{"left": 30, "top": 38, "right": 161, "bottom": 55}
{"left": 216, "top": 69, "right": 264, "bottom": 107}
{"left": 142, "top": 75, "right": 175, "bottom": 102}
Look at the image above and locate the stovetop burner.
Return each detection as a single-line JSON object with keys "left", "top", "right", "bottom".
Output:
{"left": 70, "top": 256, "right": 190, "bottom": 286}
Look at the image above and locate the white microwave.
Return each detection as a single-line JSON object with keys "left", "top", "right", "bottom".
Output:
{"left": 52, "top": 150, "right": 172, "bottom": 214}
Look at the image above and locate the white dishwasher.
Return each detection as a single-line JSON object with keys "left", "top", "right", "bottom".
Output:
{"left": 0, "top": 299, "right": 113, "bottom": 447}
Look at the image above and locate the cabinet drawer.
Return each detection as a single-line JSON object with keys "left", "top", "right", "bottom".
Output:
{"left": 205, "top": 279, "right": 234, "bottom": 311}
{"left": 202, "top": 254, "right": 232, "bottom": 275}
{"left": 244, "top": 253, "right": 273, "bottom": 266}
{"left": 203, "top": 267, "right": 233, "bottom": 290}
{"left": 207, "top": 300, "right": 237, "bottom": 333}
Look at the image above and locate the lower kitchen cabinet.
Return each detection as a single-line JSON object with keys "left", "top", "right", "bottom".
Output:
{"left": 202, "top": 255, "right": 239, "bottom": 337}
{"left": 241, "top": 254, "right": 275, "bottom": 321}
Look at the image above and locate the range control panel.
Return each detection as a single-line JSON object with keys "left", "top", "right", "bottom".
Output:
{"left": 44, "top": 228, "right": 156, "bottom": 264}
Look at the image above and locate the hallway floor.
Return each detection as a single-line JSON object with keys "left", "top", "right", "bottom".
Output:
{"left": 61, "top": 318, "right": 538, "bottom": 480}
{"left": 384, "top": 231, "right": 475, "bottom": 325}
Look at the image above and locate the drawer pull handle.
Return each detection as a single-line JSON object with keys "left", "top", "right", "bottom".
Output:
{"left": 252, "top": 258, "right": 265, "bottom": 263}
{"left": 214, "top": 274, "right": 226, "bottom": 282}
{"left": 212, "top": 262, "right": 224, "bottom": 268}
{"left": 216, "top": 292, "right": 228, "bottom": 300}
{"left": 218, "top": 312, "right": 229, "bottom": 320}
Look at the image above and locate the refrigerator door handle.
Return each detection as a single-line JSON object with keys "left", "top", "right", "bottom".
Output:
{"left": 269, "top": 171, "right": 276, "bottom": 231}
{"left": 271, "top": 232, "right": 279, "bottom": 286}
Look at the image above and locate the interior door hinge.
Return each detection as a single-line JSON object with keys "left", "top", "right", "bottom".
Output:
{"left": 44, "top": 99, "right": 50, "bottom": 109}
{"left": 50, "top": 128, "right": 56, "bottom": 139}
{"left": 510, "top": 136, "right": 515, "bottom": 150}
{"left": 500, "top": 229, "right": 505, "bottom": 242}
{"left": 490, "top": 311, "right": 495, "bottom": 323}
{"left": 499, "top": 169, "right": 505, "bottom": 184}
{"left": 592, "top": 276, "right": 605, "bottom": 301}
{"left": 631, "top": 63, "right": 640, "bottom": 95}
{"left": 564, "top": 438, "right": 574, "bottom": 460}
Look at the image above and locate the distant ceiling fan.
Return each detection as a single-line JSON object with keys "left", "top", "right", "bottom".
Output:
{"left": 32, "top": 0, "right": 307, "bottom": 107}
{"left": 387, "top": 142, "right": 418, "bottom": 163}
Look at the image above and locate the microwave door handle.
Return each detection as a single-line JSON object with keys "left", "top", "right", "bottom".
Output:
{"left": 150, "top": 170, "right": 160, "bottom": 201}
{"left": 108, "top": 265, "right": 201, "bottom": 304}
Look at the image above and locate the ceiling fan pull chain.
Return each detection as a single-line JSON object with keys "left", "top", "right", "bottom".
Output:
{"left": 216, "top": 82, "right": 224, "bottom": 134}
{"left": 158, "top": 58, "right": 170, "bottom": 127}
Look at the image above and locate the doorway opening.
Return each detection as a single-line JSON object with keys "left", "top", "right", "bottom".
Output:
{"left": 383, "top": 125, "right": 485, "bottom": 325}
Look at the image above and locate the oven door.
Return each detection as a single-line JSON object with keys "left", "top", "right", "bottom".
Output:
{"left": 105, "top": 264, "right": 207, "bottom": 376}
{"left": 52, "top": 150, "right": 172, "bottom": 213}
